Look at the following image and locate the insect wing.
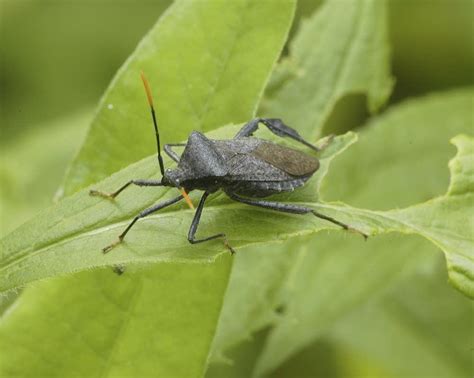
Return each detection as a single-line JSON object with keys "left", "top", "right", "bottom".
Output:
{"left": 251, "top": 141, "right": 319, "bottom": 177}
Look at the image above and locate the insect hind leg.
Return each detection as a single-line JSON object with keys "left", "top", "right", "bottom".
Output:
{"left": 188, "top": 192, "right": 235, "bottom": 254}
{"left": 234, "top": 118, "right": 320, "bottom": 151}
{"left": 226, "top": 192, "right": 367, "bottom": 239}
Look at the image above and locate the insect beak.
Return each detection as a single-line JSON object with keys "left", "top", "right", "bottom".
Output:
{"left": 179, "top": 188, "right": 194, "bottom": 209}
{"left": 163, "top": 170, "right": 194, "bottom": 209}
{"left": 168, "top": 176, "right": 181, "bottom": 189}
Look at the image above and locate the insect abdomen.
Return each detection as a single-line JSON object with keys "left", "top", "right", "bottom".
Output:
{"left": 225, "top": 177, "right": 310, "bottom": 197}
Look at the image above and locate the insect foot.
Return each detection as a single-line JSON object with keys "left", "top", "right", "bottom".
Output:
{"left": 89, "top": 189, "right": 117, "bottom": 200}
{"left": 310, "top": 210, "right": 368, "bottom": 240}
{"left": 112, "top": 264, "right": 126, "bottom": 275}
{"left": 317, "top": 134, "right": 335, "bottom": 151}
{"left": 224, "top": 239, "right": 236, "bottom": 255}
{"left": 102, "top": 236, "right": 124, "bottom": 253}
{"left": 347, "top": 226, "right": 369, "bottom": 240}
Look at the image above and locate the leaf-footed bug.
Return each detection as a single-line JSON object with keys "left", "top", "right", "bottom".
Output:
{"left": 90, "top": 73, "right": 367, "bottom": 254}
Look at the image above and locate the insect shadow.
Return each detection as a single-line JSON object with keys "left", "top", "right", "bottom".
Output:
{"left": 90, "top": 73, "right": 367, "bottom": 254}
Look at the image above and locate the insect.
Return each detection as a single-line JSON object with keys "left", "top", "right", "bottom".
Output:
{"left": 90, "top": 73, "right": 367, "bottom": 254}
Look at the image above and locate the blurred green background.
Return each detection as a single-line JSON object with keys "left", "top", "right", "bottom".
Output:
{"left": 0, "top": 0, "right": 473, "bottom": 376}
{"left": 1, "top": 0, "right": 174, "bottom": 234}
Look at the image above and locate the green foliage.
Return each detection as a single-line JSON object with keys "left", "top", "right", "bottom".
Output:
{"left": 260, "top": 0, "right": 393, "bottom": 138}
{"left": 0, "top": 260, "right": 232, "bottom": 378}
{"left": 1, "top": 0, "right": 472, "bottom": 377}
{"left": 208, "top": 88, "right": 473, "bottom": 377}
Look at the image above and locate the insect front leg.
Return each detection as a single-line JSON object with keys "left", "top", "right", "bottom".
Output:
{"left": 164, "top": 143, "right": 186, "bottom": 163}
{"left": 102, "top": 194, "right": 184, "bottom": 253}
{"left": 188, "top": 192, "right": 235, "bottom": 254}
{"left": 89, "top": 179, "right": 163, "bottom": 200}
{"left": 227, "top": 192, "right": 367, "bottom": 239}
{"left": 235, "top": 118, "right": 320, "bottom": 151}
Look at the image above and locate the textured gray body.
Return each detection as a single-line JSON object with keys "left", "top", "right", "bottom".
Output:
{"left": 93, "top": 111, "right": 361, "bottom": 254}
{"left": 166, "top": 131, "right": 319, "bottom": 197}
{"left": 92, "top": 117, "right": 366, "bottom": 255}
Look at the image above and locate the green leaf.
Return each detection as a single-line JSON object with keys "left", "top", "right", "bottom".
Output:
{"left": 0, "top": 260, "right": 232, "bottom": 378}
{"left": 251, "top": 89, "right": 474, "bottom": 375}
{"left": 63, "top": 0, "right": 297, "bottom": 195}
{"left": 323, "top": 89, "right": 474, "bottom": 210}
{"left": 391, "top": 134, "right": 473, "bottom": 296}
{"left": 314, "top": 133, "right": 473, "bottom": 296}
{"left": 322, "top": 88, "right": 474, "bottom": 298}
{"left": 328, "top": 260, "right": 472, "bottom": 378}
{"left": 259, "top": 0, "right": 393, "bottom": 139}
{"left": 208, "top": 243, "right": 296, "bottom": 365}
{"left": 0, "top": 129, "right": 355, "bottom": 293}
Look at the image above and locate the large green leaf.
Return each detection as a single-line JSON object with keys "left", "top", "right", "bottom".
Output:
{"left": 314, "top": 132, "right": 473, "bottom": 297}
{"left": 0, "top": 259, "right": 231, "bottom": 378}
{"left": 0, "top": 129, "right": 356, "bottom": 293}
{"left": 259, "top": 0, "right": 393, "bottom": 139}
{"left": 321, "top": 90, "right": 474, "bottom": 297}
{"left": 63, "top": 0, "right": 297, "bottom": 195}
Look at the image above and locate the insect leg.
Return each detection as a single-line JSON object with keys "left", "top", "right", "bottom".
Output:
{"left": 89, "top": 179, "right": 163, "bottom": 200}
{"left": 164, "top": 143, "right": 186, "bottom": 163}
{"left": 188, "top": 192, "right": 235, "bottom": 254}
{"left": 235, "top": 118, "right": 320, "bottom": 151}
{"left": 102, "top": 194, "right": 184, "bottom": 253}
{"left": 227, "top": 192, "right": 367, "bottom": 239}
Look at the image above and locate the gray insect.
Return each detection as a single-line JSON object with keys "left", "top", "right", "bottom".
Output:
{"left": 90, "top": 74, "right": 366, "bottom": 253}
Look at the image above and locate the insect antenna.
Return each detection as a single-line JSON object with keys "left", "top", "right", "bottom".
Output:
{"left": 140, "top": 71, "right": 165, "bottom": 176}
{"left": 140, "top": 72, "right": 194, "bottom": 210}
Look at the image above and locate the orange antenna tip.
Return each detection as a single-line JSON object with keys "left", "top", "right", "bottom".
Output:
{"left": 140, "top": 71, "right": 154, "bottom": 108}
{"left": 180, "top": 188, "right": 195, "bottom": 209}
